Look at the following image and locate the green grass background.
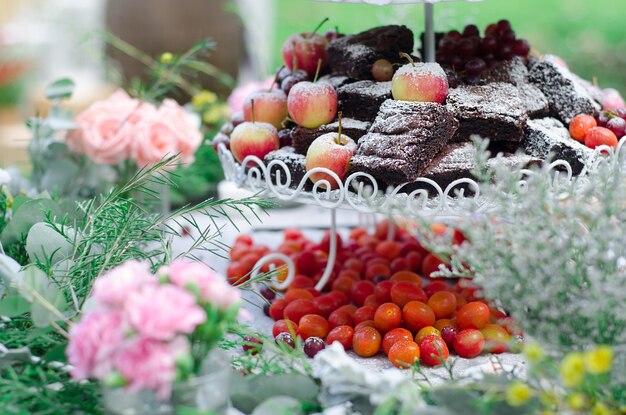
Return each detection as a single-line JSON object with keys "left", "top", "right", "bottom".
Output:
{"left": 271, "top": 0, "right": 626, "bottom": 92}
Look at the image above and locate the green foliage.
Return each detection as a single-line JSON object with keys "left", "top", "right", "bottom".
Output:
{"left": 44, "top": 78, "right": 75, "bottom": 101}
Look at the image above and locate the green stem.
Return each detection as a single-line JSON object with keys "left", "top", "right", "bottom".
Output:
{"left": 313, "top": 59, "right": 323, "bottom": 83}
{"left": 308, "top": 17, "right": 329, "bottom": 38}
{"left": 251, "top": 99, "right": 255, "bottom": 123}
{"left": 399, "top": 52, "right": 415, "bottom": 67}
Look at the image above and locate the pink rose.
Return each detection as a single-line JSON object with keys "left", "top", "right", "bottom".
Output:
{"left": 67, "top": 309, "right": 126, "bottom": 380}
{"left": 124, "top": 284, "right": 206, "bottom": 340}
{"left": 92, "top": 261, "right": 156, "bottom": 307}
{"left": 130, "top": 99, "right": 202, "bottom": 168}
{"left": 227, "top": 77, "right": 274, "bottom": 116}
{"left": 70, "top": 90, "right": 157, "bottom": 165}
{"left": 167, "top": 260, "right": 240, "bottom": 309}
{"left": 114, "top": 336, "right": 190, "bottom": 399}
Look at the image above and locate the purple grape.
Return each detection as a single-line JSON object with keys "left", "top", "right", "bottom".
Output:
{"left": 303, "top": 337, "right": 325, "bottom": 358}
{"left": 465, "top": 75, "right": 484, "bottom": 86}
{"left": 277, "top": 66, "right": 292, "bottom": 83}
{"left": 457, "top": 38, "right": 477, "bottom": 58}
{"left": 231, "top": 112, "right": 244, "bottom": 127}
{"left": 260, "top": 285, "right": 276, "bottom": 301}
{"left": 606, "top": 117, "right": 626, "bottom": 138}
{"left": 465, "top": 58, "right": 487, "bottom": 76}
{"left": 242, "top": 335, "right": 263, "bottom": 355}
{"left": 500, "top": 29, "right": 516, "bottom": 44}
{"left": 275, "top": 332, "right": 295, "bottom": 349}
{"left": 446, "top": 70, "right": 463, "bottom": 88}
{"left": 278, "top": 129, "right": 293, "bottom": 147}
{"left": 597, "top": 111, "right": 611, "bottom": 127}
{"left": 496, "top": 43, "right": 514, "bottom": 60}
{"left": 212, "top": 132, "right": 230, "bottom": 152}
{"left": 480, "top": 36, "right": 499, "bottom": 54}
{"left": 497, "top": 19, "right": 512, "bottom": 33}
{"left": 512, "top": 39, "right": 530, "bottom": 57}
{"left": 446, "top": 30, "right": 462, "bottom": 41}
{"left": 451, "top": 55, "right": 465, "bottom": 70}
{"left": 462, "top": 24, "right": 480, "bottom": 38}
{"left": 263, "top": 303, "right": 270, "bottom": 317}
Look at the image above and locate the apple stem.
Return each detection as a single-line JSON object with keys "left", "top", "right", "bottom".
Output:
{"left": 292, "top": 41, "right": 298, "bottom": 72}
{"left": 313, "top": 58, "right": 322, "bottom": 83}
{"left": 308, "top": 17, "right": 329, "bottom": 39}
{"left": 250, "top": 99, "right": 255, "bottom": 123}
{"left": 399, "top": 52, "right": 415, "bottom": 67}
{"left": 336, "top": 111, "right": 343, "bottom": 144}
{"left": 269, "top": 66, "right": 283, "bottom": 92}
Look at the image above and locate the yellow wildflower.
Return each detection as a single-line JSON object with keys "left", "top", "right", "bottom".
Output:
{"left": 539, "top": 391, "right": 558, "bottom": 407}
{"left": 567, "top": 392, "right": 587, "bottom": 410}
{"left": 524, "top": 342, "right": 545, "bottom": 363}
{"left": 192, "top": 90, "right": 218, "bottom": 108}
{"left": 560, "top": 352, "right": 586, "bottom": 388}
{"left": 585, "top": 345, "right": 613, "bottom": 375}
{"left": 160, "top": 52, "right": 174, "bottom": 64}
{"left": 505, "top": 381, "right": 533, "bottom": 406}
{"left": 591, "top": 402, "right": 613, "bottom": 415}
{"left": 202, "top": 106, "right": 223, "bottom": 124}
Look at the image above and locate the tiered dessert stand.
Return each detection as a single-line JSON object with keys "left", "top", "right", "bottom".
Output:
{"left": 219, "top": 0, "right": 624, "bottom": 293}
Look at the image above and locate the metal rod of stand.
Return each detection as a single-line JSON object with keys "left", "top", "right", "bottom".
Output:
{"left": 314, "top": 208, "right": 337, "bottom": 292}
{"left": 424, "top": 2, "right": 435, "bottom": 62}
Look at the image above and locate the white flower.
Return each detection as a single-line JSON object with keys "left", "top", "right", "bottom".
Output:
{"left": 0, "top": 169, "right": 10, "bottom": 187}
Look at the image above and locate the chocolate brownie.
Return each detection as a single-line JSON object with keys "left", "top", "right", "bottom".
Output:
{"left": 521, "top": 117, "right": 595, "bottom": 174}
{"left": 337, "top": 80, "right": 392, "bottom": 121}
{"left": 291, "top": 118, "right": 371, "bottom": 155}
{"left": 349, "top": 100, "right": 458, "bottom": 184}
{"left": 263, "top": 146, "right": 308, "bottom": 189}
{"left": 517, "top": 83, "right": 550, "bottom": 118}
{"left": 481, "top": 56, "right": 529, "bottom": 85}
{"left": 528, "top": 55, "right": 600, "bottom": 124}
{"left": 327, "top": 25, "right": 414, "bottom": 80}
{"left": 446, "top": 82, "right": 528, "bottom": 143}
{"left": 403, "top": 142, "right": 541, "bottom": 196}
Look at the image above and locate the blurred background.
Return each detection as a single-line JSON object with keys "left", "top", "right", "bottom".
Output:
{"left": 1, "top": 0, "right": 625, "bottom": 169}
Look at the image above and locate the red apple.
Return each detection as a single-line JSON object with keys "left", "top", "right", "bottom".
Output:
{"left": 305, "top": 131, "right": 356, "bottom": 190}
{"left": 392, "top": 60, "right": 449, "bottom": 103}
{"left": 230, "top": 121, "right": 279, "bottom": 163}
{"left": 243, "top": 89, "right": 288, "bottom": 129}
{"left": 288, "top": 82, "right": 337, "bottom": 128}
{"left": 282, "top": 33, "right": 328, "bottom": 76}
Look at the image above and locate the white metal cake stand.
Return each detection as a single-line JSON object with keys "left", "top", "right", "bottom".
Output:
{"left": 216, "top": 138, "right": 626, "bottom": 292}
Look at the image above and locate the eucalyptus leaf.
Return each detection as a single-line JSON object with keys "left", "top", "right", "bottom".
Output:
{"left": 0, "top": 199, "right": 65, "bottom": 246}
{"left": 15, "top": 266, "right": 68, "bottom": 328}
{"left": 40, "top": 159, "right": 80, "bottom": 200}
{"left": 26, "top": 222, "right": 74, "bottom": 265}
{"left": 251, "top": 396, "right": 301, "bottom": 415}
{"left": 0, "top": 296, "right": 30, "bottom": 317}
{"left": 0, "top": 345, "right": 34, "bottom": 368}
{"left": 45, "top": 78, "right": 75, "bottom": 101}
{"left": 231, "top": 373, "right": 318, "bottom": 414}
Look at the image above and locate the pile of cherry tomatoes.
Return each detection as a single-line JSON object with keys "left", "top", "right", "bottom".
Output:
{"left": 231, "top": 221, "right": 523, "bottom": 367}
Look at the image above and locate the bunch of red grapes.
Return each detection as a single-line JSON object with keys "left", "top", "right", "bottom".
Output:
{"left": 435, "top": 20, "right": 531, "bottom": 85}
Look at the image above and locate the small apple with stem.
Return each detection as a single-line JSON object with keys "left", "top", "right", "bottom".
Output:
{"left": 288, "top": 59, "right": 338, "bottom": 129}
{"left": 230, "top": 99, "right": 279, "bottom": 163}
{"left": 391, "top": 52, "right": 449, "bottom": 103}
{"left": 243, "top": 72, "right": 288, "bottom": 129}
{"left": 282, "top": 18, "right": 330, "bottom": 76}
{"left": 306, "top": 112, "right": 356, "bottom": 190}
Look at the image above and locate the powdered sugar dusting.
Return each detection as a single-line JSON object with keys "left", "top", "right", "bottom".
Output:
{"left": 446, "top": 82, "right": 526, "bottom": 118}
{"left": 395, "top": 62, "right": 446, "bottom": 78}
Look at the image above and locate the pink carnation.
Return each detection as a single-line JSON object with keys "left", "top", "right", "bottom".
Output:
{"left": 130, "top": 99, "right": 202, "bottom": 168}
{"left": 114, "top": 336, "right": 190, "bottom": 400}
{"left": 68, "top": 90, "right": 157, "bottom": 165}
{"left": 227, "top": 77, "right": 274, "bottom": 116}
{"left": 67, "top": 309, "right": 126, "bottom": 380}
{"left": 92, "top": 260, "right": 156, "bottom": 307}
{"left": 167, "top": 260, "right": 240, "bottom": 309}
{"left": 125, "top": 284, "right": 206, "bottom": 340}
